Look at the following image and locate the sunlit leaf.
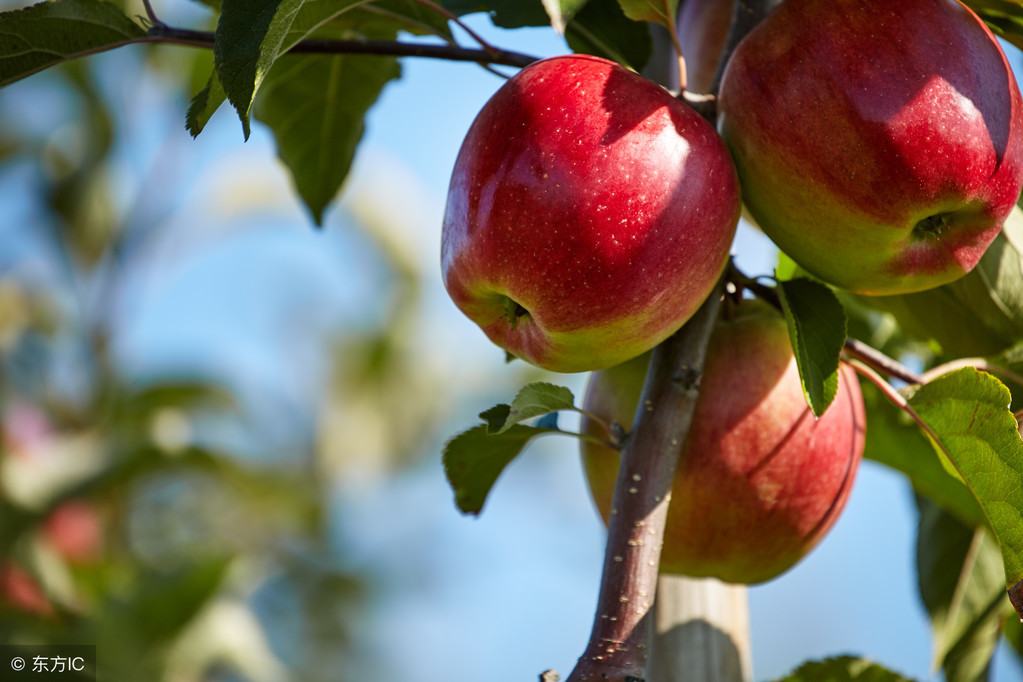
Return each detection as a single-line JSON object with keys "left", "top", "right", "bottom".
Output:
{"left": 485, "top": 382, "right": 576, "bottom": 434}
{"left": 774, "top": 655, "right": 917, "bottom": 682}
{"left": 542, "top": 0, "right": 590, "bottom": 32}
{"left": 907, "top": 368, "right": 1023, "bottom": 618}
{"left": 615, "top": 0, "right": 678, "bottom": 30}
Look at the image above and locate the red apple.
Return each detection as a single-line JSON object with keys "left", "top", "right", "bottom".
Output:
{"left": 442, "top": 55, "right": 740, "bottom": 373}
{"left": 717, "top": 0, "right": 1023, "bottom": 295}
{"left": 580, "top": 299, "right": 866, "bottom": 583}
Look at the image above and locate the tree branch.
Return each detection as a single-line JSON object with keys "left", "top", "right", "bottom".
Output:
{"left": 143, "top": 24, "right": 539, "bottom": 68}
{"left": 566, "top": 279, "right": 726, "bottom": 682}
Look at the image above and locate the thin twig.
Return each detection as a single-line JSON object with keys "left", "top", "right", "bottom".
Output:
{"left": 920, "top": 357, "right": 1023, "bottom": 388}
{"left": 140, "top": 24, "right": 539, "bottom": 68}
{"left": 842, "top": 338, "right": 922, "bottom": 386}
{"left": 409, "top": 0, "right": 502, "bottom": 57}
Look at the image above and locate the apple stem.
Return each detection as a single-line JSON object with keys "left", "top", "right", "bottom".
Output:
{"left": 565, "top": 279, "right": 725, "bottom": 682}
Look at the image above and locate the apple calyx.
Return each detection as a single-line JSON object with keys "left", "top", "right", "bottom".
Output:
{"left": 502, "top": 296, "right": 530, "bottom": 329}
{"left": 913, "top": 213, "right": 952, "bottom": 240}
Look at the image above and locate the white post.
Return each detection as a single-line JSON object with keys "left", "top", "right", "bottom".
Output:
{"left": 646, "top": 575, "right": 753, "bottom": 682}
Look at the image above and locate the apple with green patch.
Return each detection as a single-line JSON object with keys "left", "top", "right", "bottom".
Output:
{"left": 718, "top": 0, "right": 1023, "bottom": 295}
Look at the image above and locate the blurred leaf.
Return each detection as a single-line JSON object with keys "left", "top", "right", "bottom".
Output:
{"left": 0, "top": 0, "right": 145, "bottom": 87}
{"left": 1004, "top": 614, "right": 1023, "bottom": 666}
{"left": 917, "top": 498, "right": 1008, "bottom": 682}
{"left": 565, "top": 0, "right": 652, "bottom": 69}
{"left": 616, "top": 0, "right": 677, "bottom": 30}
{"left": 774, "top": 656, "right": 917, "bottom": 682}
{"left": 777, "top": 278, "right": 846, "bottom": 417}
{"left": 862, "top": 382, "right": 986, "bottom": 529}
{"left": 441, "top": 0, "right": 550, "bottom": 27}
{"left": 483, "top": 382, "right": 576, "bottom": 434}
{"left": 964, "top": 0, "right": 1023, "bottom": 50}
{"left": 443, "top": 422, "right": 556, "bottom": 515}
{"left": 907, "top": 368, "right": 1023, "bottom": 617}
{"left": 254, "top": 50, "right": 400, "bottom": 223}
{"left": 542, "top": 0, "right": 590, "bottom": 32}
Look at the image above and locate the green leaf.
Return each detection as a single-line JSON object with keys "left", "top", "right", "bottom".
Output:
{"left": 615, "top": 0, "right": 678, "bottom": 29}
{"left": 963, "top": 0, "right": 1023, "bottom": 50}
{"left": 774, "top": 656, "right": 917, "bottom": 682}
{"left": 441, "top": 0, "right": 550, "bottom": 27}
{"left": 443, "top": 423, "right": 555, "bottom": 515}
{"left": 214, "top": 0, "right": 373, "bottom": 139}
{"left": 489, "top": 382, "right": 576, "bottom": 434}
{"left": 916, "top": 498, "right": 1008, "bottom": 682}
{"left": 862, "top": 382, "right": 987, "bottom": 529}
{"left": 186, "top": 69, "right": 228, "bottom": 138}
{"left": 542, "top": 0, "right": 591, "bottom": 32}
{"left": 253, "top": 50, "right": 400, "bottom": 223}
{"left": 565, "top": 0, "right": 652, "bottom": 70}
{"left": 908, "top": 368, "right": 1023, "bottom": 617}
{"left": 0, "top": 0, "right": 146, "bottom": 87}
{"left": 777, "top": 277, "right": 847, "bottom": 417}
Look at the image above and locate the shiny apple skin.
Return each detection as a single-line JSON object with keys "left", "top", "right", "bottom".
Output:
{"left": 718, "top": 0, "right": 1023, "bottom": 295}
{"left": 442, "top": 55, "right": 740, "bottom": 373}
{"left": 580, "top": 300, "right": 866, "bottom": 584}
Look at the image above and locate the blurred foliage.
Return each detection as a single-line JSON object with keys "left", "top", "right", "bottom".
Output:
{"left": 0, "top": 23, "right": 450, "bottom": 681}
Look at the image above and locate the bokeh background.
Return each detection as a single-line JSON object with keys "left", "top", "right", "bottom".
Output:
{"left": 0, "top": 1, "right": 1021, "bottom": 680}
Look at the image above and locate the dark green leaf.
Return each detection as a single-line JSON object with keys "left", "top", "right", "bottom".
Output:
{"left": 862, "top": 382, "right": 986, "bottom": 529}
{"left": 565, "top": 0, "right": 652, "bottom": 69}
{"left": 443, "top": 423, "right": 554, "bottom": 515}
{"left": 615, "top": 0, "right": 678, "bottom": 29}
{"left": 441, "top": 0, "right": 550, "bottom": 27}
{"left": 0, "top": 0, "right": 145, "bottom": 87}
{"left": 371, "top": 0, "right": 453, "bottom": 37}
{"left": 186, "top": 70, "right": 227, "bottom": 138}
{"left": 214, "top": 0, "right": 371, "bottom": 139}
{"left": 774, "top": 656, "right": 917, "bottom": 682}
{"left": 777, "top": 277, "right": 847, "bottom": 417}
{"left": 908, "top": 368, "right": 1023, "bottom": 616}
{"left": 480, "top": 403, "right": 512, "bottom": 433}
{"left": 253, "top": 51, "right": 400, "bottom": 223}
{"left": 917, "top": 498, "right": 1008, "bottom": 682}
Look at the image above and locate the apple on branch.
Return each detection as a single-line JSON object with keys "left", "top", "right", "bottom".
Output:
{"left": 718, "top": 0, "right": 1023, "bottom": 296}
{"left": 441, "top": 55, "right": 740, "bottom": 373}
{"left": 580, "top": 299, "right": 866, "bottom": 584}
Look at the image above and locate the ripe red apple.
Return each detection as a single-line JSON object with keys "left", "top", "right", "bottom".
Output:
{"left": 580, "top": 299, "right": 866, "bottom": 583}
{"left": 442, "top": 55, "right": 740, "bottom": 373}
{"left": 717, "top": 0, "right": 1023, "bottom": 296}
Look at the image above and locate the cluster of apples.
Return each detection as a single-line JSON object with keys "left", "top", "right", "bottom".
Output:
{"left": 441, "top": 0, "right": 1023, "bottom": 584}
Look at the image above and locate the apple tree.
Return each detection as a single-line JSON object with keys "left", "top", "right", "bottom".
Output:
{"left": 3, "top": 0, "right": 1023, "bottom": 681}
